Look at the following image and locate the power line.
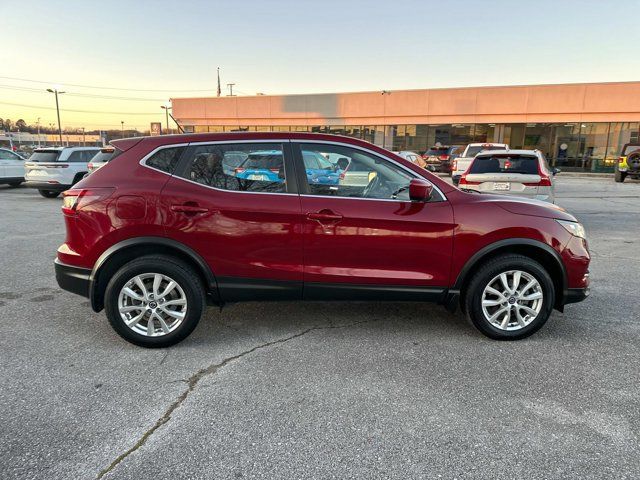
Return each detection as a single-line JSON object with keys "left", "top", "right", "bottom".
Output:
{"left": 0, "top": 75, "right": 214, "bottom": 93}
{"left": 0, "top": 84, "right": 167, "bottom": 102}
{"left": 0, "top": 100, "right": 160, "bottom": 115}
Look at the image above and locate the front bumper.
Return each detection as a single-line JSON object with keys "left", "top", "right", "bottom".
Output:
{"left": 563, "top": 287, "right": 590, "bottom": 305}
{"left": 55, "top": 259, "right": 91, "bottom": 298}
{"left": 25, "top": 181, "right": 72, "bottom": 191}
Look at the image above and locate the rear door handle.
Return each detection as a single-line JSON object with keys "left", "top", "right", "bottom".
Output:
{"left": 307, "top": 211, "right": 343, "bottom": 222}
{"left": 171, "top": 204, "right": 209, "bottom": 214}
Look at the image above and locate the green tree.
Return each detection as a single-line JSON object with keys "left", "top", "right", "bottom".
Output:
{"left": 4, "top": 119, "right": 12, "bottom": 131}
{"left": 15, "top": 119, "right": 27, "bottom": 131}
{"left": 0, "top": 118, "right": 4, "bottom": 131}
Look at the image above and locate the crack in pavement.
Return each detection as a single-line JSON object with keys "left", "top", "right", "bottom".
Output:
{"left": 95, "top": 319, "right": 377, "bottom": 479}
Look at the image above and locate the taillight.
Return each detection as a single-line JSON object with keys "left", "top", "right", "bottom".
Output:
{"left": 269, "top": 168, "right": 280, "bottom": 173}
{"left": 459, "top": 176, "right": 480, "bottom": 186}
{"left": 438, "top": 155, "right": 449, "bottom": 161}
{"left": 235, "top": 168, "right": 246, "bottom": 174}
{"left": 452, "top": 160, "right": 457, "bottom": 170}
{"left": 618, "top": 156, "right": 625, "bottom": 164}
{"left": 61, "top": 188, "right": 114, "bottom": 215}
{"left": 524, "top": 178, "right": 552, "bottom": 187}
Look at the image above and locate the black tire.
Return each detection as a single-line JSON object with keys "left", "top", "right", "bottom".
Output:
{"left": 464, "top": 254, "right": 555, "bottom": 340}
{"left": 8, "top": 181, "right": 22, "bottom": 187}
{"left": 452, "top": 176, "right": 460, "bottom": 186}
{"left": 614, "top": 168, "right": 626, "bottom": 183}
{"left": 38, "top": 189, "right": 60, "bottom": 198}
{"left": 104, "top": 255, "right": 206, "bottom": 348}
{"left": 72, "top": 173, "right": 87, "bottom": 185}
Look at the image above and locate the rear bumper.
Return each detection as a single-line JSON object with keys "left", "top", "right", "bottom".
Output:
{"left": 55, "top": 259, "right": 91, "bottom": 298}
{"left": 25, "top": 181, "right": 71, "bottom": 191}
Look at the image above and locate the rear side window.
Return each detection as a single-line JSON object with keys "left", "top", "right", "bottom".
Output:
{"left": 146, "top": 146, "right": 185, "bottom": 174}
{"left": 470, "top": 155, "right": 539, "bottom": 174}
{"left": 67, "top": 150, "right": 98, "bottom": 163}
{"left": 181, "top": 143, "right": 287, "bottom": 193}
{"left": 90, "top": 149, "right": 116, "bottom": 163}
{"left": 29, "top": 151, "right": 61, "bottom": 162}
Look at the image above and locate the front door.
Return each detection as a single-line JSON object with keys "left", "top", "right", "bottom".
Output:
{"left": 293, "top": 142, "right": 454, "bottom": 300}
{"left": 160, "top": 141, "right": 304, "bottom": 301}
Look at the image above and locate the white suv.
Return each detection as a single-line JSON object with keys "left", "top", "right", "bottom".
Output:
{"left": 458, "top": 149, "right": 559, "bottom": 203}
{"left": 0, "top": 148, "right": 26, "bottom": 187}
{"left": 24, "top": 147, "right": 101, "bottom": 198}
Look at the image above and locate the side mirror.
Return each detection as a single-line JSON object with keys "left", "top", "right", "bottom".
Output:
{"left": 409, "top": 178, "right": 433, "bottom": 202}
{"left": 552, "top": 167, "right": 561, "bottom": 176}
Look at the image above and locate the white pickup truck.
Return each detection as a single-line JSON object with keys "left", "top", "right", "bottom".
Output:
{"left": 451, "top": 143, "right": 508, "bottom": 185}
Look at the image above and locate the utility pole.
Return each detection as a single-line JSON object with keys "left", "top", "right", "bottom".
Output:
{"left": 227, "top": 83, "right": 236, "bottom": 96}
{"left": 36, "top": 117, "right": 41, "bottom": 147}
{"left": 80, "top": 127, "right": 85, "bottom": 146}
{"left": 46, "top": 87, "right": 65, "bottom": 145}
{"left": 121, "top": 121, "right": 125, "bottom": 138}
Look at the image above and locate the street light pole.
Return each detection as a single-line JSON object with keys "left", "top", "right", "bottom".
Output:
{"left": 160, "top": 105, "right": 171, "bottom": 134}
{"left": 121, "top": 121, "right": 124, "bottom": 138}
{"left": 46, "top": 88, "right": 65, "bottom": 145}
{"left": 80, "top": 127, "right": 85, "bottom": 146}
{"left": 36, "top": 117, "right": 41, "bottom": 147}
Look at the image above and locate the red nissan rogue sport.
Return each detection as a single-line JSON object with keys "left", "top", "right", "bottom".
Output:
{"left": 55, "top": 132, "right": 590, "bottom": 347}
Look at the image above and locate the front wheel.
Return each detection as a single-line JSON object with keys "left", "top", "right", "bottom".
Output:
{"left": 38, "top": 189, "right": 60, "bottom": 198}
{"left": 104, "top": 255, "right": 205, "bottom": 347}
{"left": 464, "top": 255, "right": 555, "bottom": 340}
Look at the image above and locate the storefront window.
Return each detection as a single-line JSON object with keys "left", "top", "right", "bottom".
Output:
{"left": 291, "top": 126, "right": 309, "bottom": 132}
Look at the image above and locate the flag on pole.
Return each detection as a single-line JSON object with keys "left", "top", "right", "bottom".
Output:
{"left": 217, "top": 67, "right": 221, "bottom": 97}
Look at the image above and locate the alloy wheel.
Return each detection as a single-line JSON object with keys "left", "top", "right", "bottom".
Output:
{"left": 117, "top": 273, "right": 188, "bottom": 337}
{"left": 481, "top": 270, "right": 543, "bottom": 331}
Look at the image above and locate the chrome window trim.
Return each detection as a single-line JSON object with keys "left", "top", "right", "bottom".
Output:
{"left": 140, "top": 140, "right": 295, "bottom": 196}
{"left": 138, "top": 138, "right": 447, "bottom": 201}
{"left": 293, "top": 139, "right": 447, "bottom": 202}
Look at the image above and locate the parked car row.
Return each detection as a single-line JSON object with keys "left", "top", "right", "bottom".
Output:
{"left": 0, "top": 146, "right": 117, "bottom": 197}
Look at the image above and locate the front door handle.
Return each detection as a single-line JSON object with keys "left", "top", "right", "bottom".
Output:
{"left": 307, "top": 210, "right": 343, "bottom": 222}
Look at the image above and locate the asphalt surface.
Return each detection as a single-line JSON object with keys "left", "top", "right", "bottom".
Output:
{"left": 0, "top": 177, "right": 638, "bottom": 479}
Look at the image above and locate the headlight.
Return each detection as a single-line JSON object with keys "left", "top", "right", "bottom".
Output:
{"left": 557, "top": 219, "right": 586, "bottom": 239}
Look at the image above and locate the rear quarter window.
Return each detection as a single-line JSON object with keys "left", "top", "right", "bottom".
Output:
{"left": 145, "top": 146, "right": 185, "bottom": 173}
{"left": 28, "top": 151, "right": 61, "bottom": 162}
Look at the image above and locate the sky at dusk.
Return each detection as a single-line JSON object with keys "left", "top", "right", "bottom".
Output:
{"left": 1, "top": 0, "right": 637, "bottom": 130}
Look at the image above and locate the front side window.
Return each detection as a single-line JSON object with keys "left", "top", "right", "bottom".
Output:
{"left": 67, "top": 151, "right": 86, "bottom": 163}
{"left": 181, "top": 143, "right": 287, "bottom": 194}
{"left": 0, "top": 150, "right": 20, "bottom": 160}
{"left": 298, "top": 143, "right": 415, "bottom": 201}
{"left": 146, "top": 146, "right": 185, "bottom": 174}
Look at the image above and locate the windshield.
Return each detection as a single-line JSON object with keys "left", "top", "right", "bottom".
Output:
{"left": 465, "top": 145, "right": 507, "bottom": 158}
{"left": 469, "top": 155, "right": 539, "bottom": 174}
{"left": 425, "top": 147, "right": 449, "bottom": 155}
{"left": 29, "top": 151, "right": 62, "bottom": 162}
{"left": 242, "top": 152, "right": 282, "bottom": 169}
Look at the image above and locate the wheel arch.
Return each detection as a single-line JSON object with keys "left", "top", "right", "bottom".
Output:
{"left": 89, "top": 237, "right": 219, "bottom": 312}
{"left": 454, "top": 239, "right": 567, "bottom": 311}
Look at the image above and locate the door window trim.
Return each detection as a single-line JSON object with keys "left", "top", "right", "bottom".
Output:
{"left": 292, "top": 140, "right": 447, "bottom": 202}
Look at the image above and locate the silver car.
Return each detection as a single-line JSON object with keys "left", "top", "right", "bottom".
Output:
{"left": 458, "top": 149, "right": 559, "bottom": 203}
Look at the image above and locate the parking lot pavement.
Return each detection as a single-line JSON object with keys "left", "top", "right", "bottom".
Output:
{"left": 0, "top": 176, "right": 638, "bottom": 479}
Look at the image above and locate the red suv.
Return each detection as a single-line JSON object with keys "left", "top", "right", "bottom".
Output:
{"left": 55, "top": 133, "right": 590, "bottom": 347}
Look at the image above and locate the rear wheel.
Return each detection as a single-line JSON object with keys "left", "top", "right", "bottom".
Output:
{"left": 38, "top": 189, "right": 60, "bottom": 198}
{"left": 104, "top": 255, "right": 205, "bottom": 348}
{"left": 614, "top": 168, "right": 626, "bottom": 183}
{"left": 465, "top": 254, "right": 555, "bottom": 340}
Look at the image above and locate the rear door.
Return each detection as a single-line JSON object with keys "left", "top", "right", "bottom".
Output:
{"left": 160, "top": 140, "right": 304, "bottom": 301}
